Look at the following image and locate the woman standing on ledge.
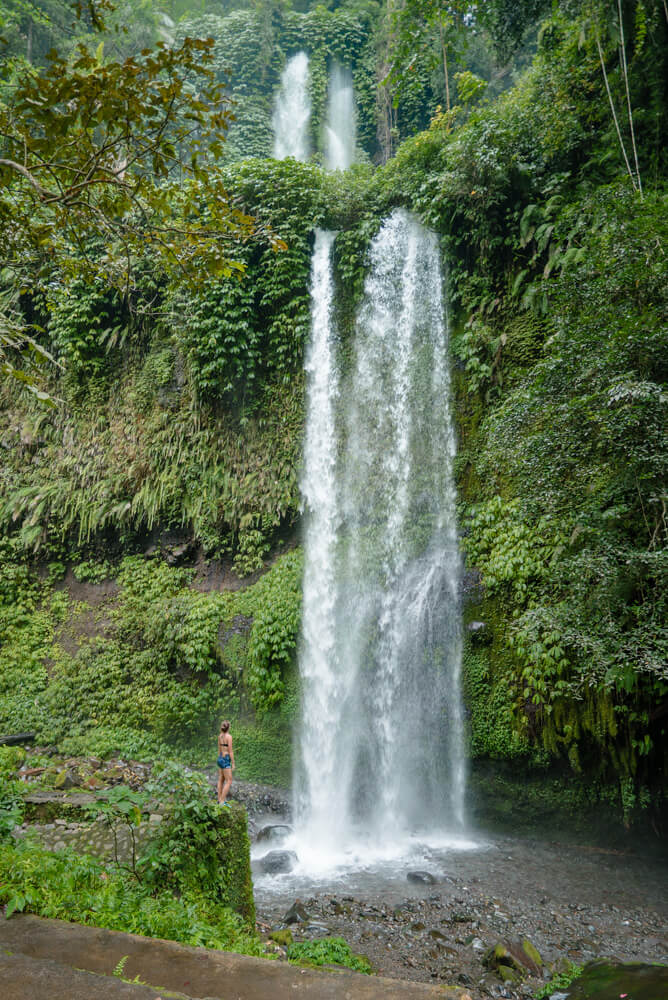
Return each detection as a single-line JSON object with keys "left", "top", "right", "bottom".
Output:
{"left": 217, "top": 720, "right": 235, "bottom": 805}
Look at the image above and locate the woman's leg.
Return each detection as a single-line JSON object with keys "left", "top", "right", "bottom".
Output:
{"left": 220, "top": 767, "right": 233, "bottom": 804}
{"left": 217, "top": 768, "right": 224, "bottom": 803}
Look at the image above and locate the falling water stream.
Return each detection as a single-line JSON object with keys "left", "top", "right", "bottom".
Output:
{"left": 272, "top": 51, "right": 311, "bottom": 161}
{"left": 293, "top": 209, "right": 467, "bottom": 875}
{"left": 324, "top": 63, "right": 356, "bottom": 170}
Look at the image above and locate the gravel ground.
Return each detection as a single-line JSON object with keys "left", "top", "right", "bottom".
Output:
{"left": 252, "top": 831, "right": 668, "bottom": 999}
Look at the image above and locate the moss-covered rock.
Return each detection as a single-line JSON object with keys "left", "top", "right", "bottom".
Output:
{"left": 484, "top": 938, "right": 543, "bottom": 981}
{"left": 213, "top": 801, "right": 256, "bottom": 924}
{"left": 269, "top": 927, "right": 293, "bottom": 946}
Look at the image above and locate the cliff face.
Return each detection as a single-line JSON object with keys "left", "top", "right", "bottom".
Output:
{"left": 1, "top": 8, "right": 666, "bottom": 835}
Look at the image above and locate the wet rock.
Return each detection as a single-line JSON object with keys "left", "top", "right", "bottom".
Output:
{"left": 484, "top": 939, "right": 543, "bottom": 981}
{"left": 303, "top": 922, "right": 330, "bottom": 938}
{"left": 53, "top": 769, "right": 79, "bottom": 790}
{"left": 283, "top": 899, "right": 309, "bottom": 925}
{"left": 407, "top": 870, "right": 437, "bottom": 885}
{"left": 467, "top": 620, "right": 492, "bottom": 646}
{"left": 0, "top": 732, "right": 36, "bottom": 746}
{"left": 256, "top": 824, "right": 292, "bottom": 843}
{"left": 260, "top": 850, "right": 297, "bottom": 874}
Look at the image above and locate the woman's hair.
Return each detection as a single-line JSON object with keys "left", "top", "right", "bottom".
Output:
{"left": 220, "top": 720, "right": 230, "bottom": 733}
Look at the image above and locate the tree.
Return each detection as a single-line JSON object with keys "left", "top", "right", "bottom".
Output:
{"left": 0, "top": 1, "right": 279, "bottom": 393}
{"left": 386, "top": 0, "right": 466, "bottom": 113}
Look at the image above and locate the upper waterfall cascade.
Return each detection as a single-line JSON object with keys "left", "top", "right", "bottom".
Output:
{"left": 324, "top": 63, "right": 356, "bottom": 170}
{"left": 296, "top": 209, "right": 466, "bottom": 870}
{"left": 272, "top": 52, "right": 311, "bottom": 161}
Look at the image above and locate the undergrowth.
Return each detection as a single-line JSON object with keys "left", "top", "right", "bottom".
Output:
{"left": 0, "top": 547, "right": 302, "bottom": 771}
{"left": 287, "top": 936, "right": 372, "bottom": 974}
{"left": 0, "top": 765, "right": 258, "bottom": 947}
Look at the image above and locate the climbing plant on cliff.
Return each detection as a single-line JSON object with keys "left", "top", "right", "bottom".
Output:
{"left": 461, "top": 183, "right": 668, "bottom": 805}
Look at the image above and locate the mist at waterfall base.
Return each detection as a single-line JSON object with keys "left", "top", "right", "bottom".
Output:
{"left": 260, "top": 210, "right": 474, "bottom": 885}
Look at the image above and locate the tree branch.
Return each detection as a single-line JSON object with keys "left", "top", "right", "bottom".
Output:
{"left": 0, "top": 159, "right": 54, "bottom": 199}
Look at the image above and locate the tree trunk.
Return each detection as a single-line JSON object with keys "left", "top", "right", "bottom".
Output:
{"left": 439, "top": 16, "right": 450, "bottom": 112}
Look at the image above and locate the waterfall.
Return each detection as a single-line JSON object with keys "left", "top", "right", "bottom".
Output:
{"left": 324, "top": 63, "right": 356, "bottom": 171}
{"left": 273, "top": 52, "right": 311, "bottom": 161}
{"left": 296, "top": 230, "right": 341, "bottom": 850}
{"left": 296, "top": 209, "right": 466, "bottom": 869}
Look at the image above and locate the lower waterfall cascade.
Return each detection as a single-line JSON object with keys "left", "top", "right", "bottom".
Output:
{"left": 295, "top": 209, "right": 466, "bottom": 870}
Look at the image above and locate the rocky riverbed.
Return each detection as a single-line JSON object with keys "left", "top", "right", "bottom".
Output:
{"left": 248, "top": 808, "right": 667, "bottom": 999}
{"left": 252, "top": 834, "right": 667, "bottom": 998}
{"left": 8, "top": 750, "right": 667, "bottom": 999}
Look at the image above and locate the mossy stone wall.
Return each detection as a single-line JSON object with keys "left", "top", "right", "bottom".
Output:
{"left": 216, "top": 802, "right": 256, "bottom": 925}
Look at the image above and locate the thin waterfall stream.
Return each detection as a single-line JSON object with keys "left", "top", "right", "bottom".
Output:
{"left": 272, "top": 51, "right": 311, "bottom": 161}
{"left": 324, "top": 63, "right": 356, "bottom": 170}
{"left": 294, "top": 209, "right": 466, "bottom": 873}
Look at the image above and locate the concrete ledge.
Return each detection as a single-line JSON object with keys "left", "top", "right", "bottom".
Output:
{"left": 0, "top": 914, "right": 469, "bottom": 999}
{"left": 0, "top": 951, "right": 191, "bottom": 1000}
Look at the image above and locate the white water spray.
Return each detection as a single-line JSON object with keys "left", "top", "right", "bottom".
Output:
{"left": 296, "top": 209, "right": 466, "bottom": 871}
{"left": 296, "top": 230, "right": 342, "bottom": 851}
{"left": 273, "top": 52, "right": 311, "bottom": 161}
{"left": 324, "top": 63, "right": 356, "bottom": 170}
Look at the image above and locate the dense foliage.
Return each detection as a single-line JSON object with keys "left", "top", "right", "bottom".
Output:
{"left": 1, "top": 0, "right": 666, "bottom": 832}
{"left": 0, "top": 759, "right": 259, "bottom": 948}
{"left": 0, "top": 546, "right": 302, "bottom": 778}
{"left": 460, "top": 185, "right": 667, "bottom": 813}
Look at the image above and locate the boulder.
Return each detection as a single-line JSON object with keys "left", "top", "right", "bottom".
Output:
{"left": 54, "top": 769, "right": 80, "bottom": 790}
{"left": 256, "top": 824, "right": 293, "bottom": 842}
{"left": 260, "top": 850, "right": 297, "bottom": 875}
{"left": 302, "top": 922, "right": 330, "bottom": 938}
{"left": 407, "top": 870, "right": 437, "bottom": 885}
{"left": 484, "top": 939, "right": 543, "bottom": 981}
{"left": 283, "top": 900, "right": 309, "bottom": 925}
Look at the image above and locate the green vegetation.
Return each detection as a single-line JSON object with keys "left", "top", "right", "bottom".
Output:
{"left": 534, "top": 962, "right": 583, "bottom": 999}
{"left": 0, "top": 763, "right": 258, "bottom": 951}
{"left": 0, "top": 545, "right": 302, "bottom": 771}
{"left": 1, "top": 0, "right": 666, "bottom": 834}
{"left": 287, "top": 936, "right": 372, "bottom": 974}
{"left": 0, "top": 840, "right": 260, "bottom": 949}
